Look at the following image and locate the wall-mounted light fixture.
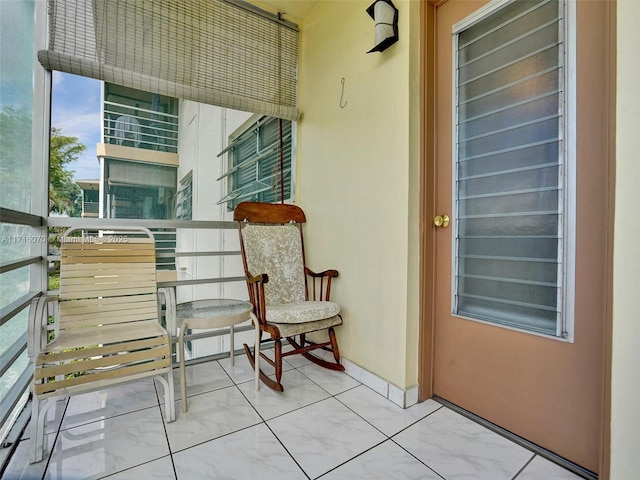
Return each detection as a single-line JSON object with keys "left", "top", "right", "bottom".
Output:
{"left": 366, "top": 0, "right": 399, "bottom": 53}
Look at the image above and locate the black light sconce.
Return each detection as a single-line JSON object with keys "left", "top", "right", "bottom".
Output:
{"left": 366, "top": 0, "right": 399, "bottom": 53}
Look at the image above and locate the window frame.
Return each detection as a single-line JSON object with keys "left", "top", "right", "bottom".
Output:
{"left": 0, "top": 0, "right": 49, "bottom": 454}
{"left": 450, "top": 0, "right": 576, "bottom": 342}
{"left": 176, "top": 170, "right": 193, "bottom": 220}
{"left": 220, "top": 113, "right": 296, "bottom": 210}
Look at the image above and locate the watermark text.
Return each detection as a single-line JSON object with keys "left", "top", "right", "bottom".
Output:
{"left": 62, "top": 235, "right": 130, "bottom": 244}
{"left": 1, "top": 235, "right": 49, "bottom": 244}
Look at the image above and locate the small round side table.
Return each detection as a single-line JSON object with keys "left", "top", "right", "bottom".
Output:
{"left": 176, "top": 299, "right": 253, "bottom": 412}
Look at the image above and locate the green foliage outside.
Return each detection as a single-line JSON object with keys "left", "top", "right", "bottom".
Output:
{"left": 0, "top": 107, "right": 86, "bottom": 217}
{"left": 48, "top": 273, "right": 60, "bottom": 291}
{"left": 49, "top": 127, "right": 85, "bottom": 217}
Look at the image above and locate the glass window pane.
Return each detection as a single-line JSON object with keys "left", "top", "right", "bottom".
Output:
{"left": 0, "top": 350, "right": 29, "bottom": 403}
{"left": 0, "top": 0, "right": 36, "bottom": 430}
{"left": 227, "top": 116, "right": 293, "bottom": 209}
{"left": 459, "top": 0, "right": 559, "bottom": 63}
{"left": 459, "top": 67, "right": 560, "bottom": 119}
{"left": 0, "top": 1, "right": 34, "bottom": 212}
{"left": 0, "top": 311, "right": 28, "bottom": 359}
{"left": 455, "top": 0, "right": 563, "bottom": 335}
{"left": 1, "top": 226, "right": 31, "bottom": 324}
{"left": 459, "top": 24, "right": 559, "bottom": 84}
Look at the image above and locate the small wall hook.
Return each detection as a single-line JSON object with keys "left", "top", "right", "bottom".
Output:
{"left": 339, "top": 78, "right": 348, "bottom": 108}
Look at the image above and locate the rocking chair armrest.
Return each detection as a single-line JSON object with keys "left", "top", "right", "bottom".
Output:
{"left": 305, "top": 268, "right": 339, "bottom": 301}
{"left": 304, "top": 267, "right": 339, "bottom": 278}
{"left": 28, "top": 295, "right": 59, "bottom": 358}
{"left": 246, "top": 273, "right": 269, "bottom": 323}
{"left": 247, "top": 273, "right": 269, "bottom": 285}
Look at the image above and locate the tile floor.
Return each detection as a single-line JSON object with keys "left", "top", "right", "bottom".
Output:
{"left": 4, "top": 350, "right": 584, "bottom": 480}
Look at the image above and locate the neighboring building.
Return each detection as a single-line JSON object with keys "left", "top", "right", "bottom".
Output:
{"left": 96, "top": 83, "right": 180, "bottom": 274}
{"left": 75, "top": 180, "right": 99, "bottom": 218}
{"left": 99, "top": 83, "right": 179, "bottom": 221}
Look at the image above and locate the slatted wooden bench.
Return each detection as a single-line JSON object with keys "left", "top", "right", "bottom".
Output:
{"left": 28, "top": 227, "right": 175, "bottom": 463}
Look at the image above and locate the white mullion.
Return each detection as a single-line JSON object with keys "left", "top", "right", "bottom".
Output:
{"left": 560, "top": 0, "right": 576, "bottom": 341}
{"left": 451, "top": 27, "right": 462, "bottom": 317}
{"left": 32, "top": 0, "right": 51, "bottom": 295}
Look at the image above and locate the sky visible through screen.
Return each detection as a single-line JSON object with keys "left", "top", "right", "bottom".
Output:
{"left": 51, "top": 72, "right": 102, "bottom": 181}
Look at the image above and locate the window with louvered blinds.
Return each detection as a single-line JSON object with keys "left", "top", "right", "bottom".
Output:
{"left": 217, "top": 116, "right": 293, "bottom": 209}
{"left": 38, "top": 0, "right": 299, "bottom": 121}
{"left": 453, "top": 0, "right": 570, "bottom": 337}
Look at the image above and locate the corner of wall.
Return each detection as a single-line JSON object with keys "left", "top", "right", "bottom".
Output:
{"left": 343, "top": 357, "right": 419, "bottom": 409}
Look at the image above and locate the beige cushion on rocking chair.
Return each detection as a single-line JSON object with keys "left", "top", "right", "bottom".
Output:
{"left": 242, "top": 224, "right": 307, "bottom": 305}
{"left": 266, "top": 300, "right": 340, "bottom": 324}
{"left": 242, "top": 222, "right": 343, "bottom": 336}
{"left": 272, "top": 314, "right": 343, "bottom": 337}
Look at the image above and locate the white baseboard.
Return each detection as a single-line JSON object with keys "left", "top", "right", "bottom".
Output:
{"left": 342, "top": 358, "right": 419, "bottom": 409}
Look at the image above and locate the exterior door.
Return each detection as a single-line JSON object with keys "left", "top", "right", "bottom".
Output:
{"left": 431, "top": 0, "right": 610, "bottom": 473}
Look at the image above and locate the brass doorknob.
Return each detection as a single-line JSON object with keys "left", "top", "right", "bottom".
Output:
{"left": 434, "top": 214, "right": 450, "bottom": 228}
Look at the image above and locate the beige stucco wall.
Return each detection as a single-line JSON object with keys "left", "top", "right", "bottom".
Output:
{"left": 611, "top": 1, "right": 640, "bottom": 477}
{"left": 296, "top": 0, "right": 421, "bottom": 389}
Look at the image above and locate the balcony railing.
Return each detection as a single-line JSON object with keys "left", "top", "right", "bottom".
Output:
{"left": 81, "top": 201, "right": 99, "bottom": 217}
{"left": 103, "top": 101, "right": 179, "bottom": 153}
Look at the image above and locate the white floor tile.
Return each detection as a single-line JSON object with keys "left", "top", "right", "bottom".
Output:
{"left": 279, "top": 344, "right": 313, "bottom": 368}
{"left": 394, "top": 407, "right": 534, "bottom": 480}
{"left": 165, "top": 385, "right": 262, "bottom": 452}
{"left": 218, "top": 350, "right": 293, "bottom": 385}
{"left": 5, "top": 359, "right": 588, "bottom": 480}
{"left": 2, "top": 437, "right": 51, "bottom": 480}
{"left": 173, "top": 423, "right": 306, "bottom": 480}
{"left": 23, "top": 398, "right": 68, "bottom": 440}
{"left": 297, "top": 363, "right": 360, "bottom": 395}
{"left": 305, "top": 345, "right": 339, "bottom": 363}
{"left": 176, "top": 360, "right": 234, "bottom": 398}
{"left": 516, "top": 455, "right": 584, "bottom": 480}
{"left": 61, "top": 379, "right": 159, "bottom": 430}
{"left": 337, "top": 385, "right": 442, "bottom": 436}
{"left": 105, "top": 456, "right": 176, "bottom": 480}
{"left": 267, "top": 397, "right": 387, "bottom": 479}
{"left": 237, "top": 369, "right": 330, "bottom": 420}
{"left": 322, "top": 440, "right": 443, "bottom": 480}
{"left": 44, "top": 407, "right": 170, "bottom": 480}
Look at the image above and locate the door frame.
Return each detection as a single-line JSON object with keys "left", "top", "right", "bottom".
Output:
{"left": 416, "top": 0, "right": 616, "bottom": 477}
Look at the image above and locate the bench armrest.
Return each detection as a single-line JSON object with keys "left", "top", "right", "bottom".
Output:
{"left": 28, "top": 295, "right": 59, "bottom": 358}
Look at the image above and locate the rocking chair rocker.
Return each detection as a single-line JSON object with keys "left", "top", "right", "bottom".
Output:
{"left": 234, "top": 201, "right": 344, "bottom": 392}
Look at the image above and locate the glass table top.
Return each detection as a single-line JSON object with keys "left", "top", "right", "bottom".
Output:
{"left": 175, "top": 299, "right": 252, "bottom": 320}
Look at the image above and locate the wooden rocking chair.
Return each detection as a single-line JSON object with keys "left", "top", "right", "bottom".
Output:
{"left": 234, "top": 201, "right": 344, "bottom": 392}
